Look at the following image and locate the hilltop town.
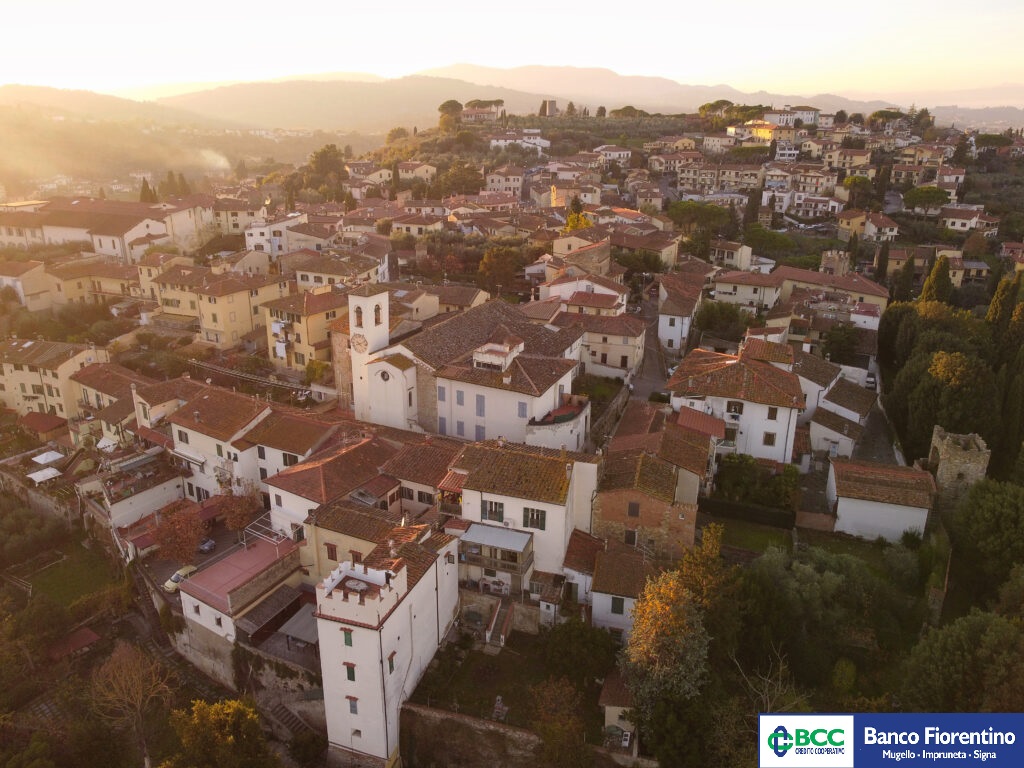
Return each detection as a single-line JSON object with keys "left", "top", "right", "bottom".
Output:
{"left": 0, "top": 98, "right": 1022, "bottom": 767}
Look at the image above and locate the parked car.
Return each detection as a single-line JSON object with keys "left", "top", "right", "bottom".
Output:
{"left": 865, "top": 372, "right": 877, "bottom": 391}
{"left": 197, "top": 537, "right": 216, "bottom": 554}
{"left": 163, "top": 565, "right": 197, "bottom": 593}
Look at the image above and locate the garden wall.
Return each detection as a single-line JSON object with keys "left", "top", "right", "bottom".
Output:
{"left": 796, "top": 510, "right": 836, "bottom": 532}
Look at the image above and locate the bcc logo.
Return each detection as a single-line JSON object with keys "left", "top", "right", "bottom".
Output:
{"left": 767, "top": 725, "right": 845, "bottom": 757}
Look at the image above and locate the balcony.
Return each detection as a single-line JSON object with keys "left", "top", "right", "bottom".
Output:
{"left": 461, "top": 548, "right": 534, "bottom": 576}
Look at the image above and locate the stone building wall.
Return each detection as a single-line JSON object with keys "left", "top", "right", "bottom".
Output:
{"left": 927, "top": 425, "right": 990, "bottom": 505}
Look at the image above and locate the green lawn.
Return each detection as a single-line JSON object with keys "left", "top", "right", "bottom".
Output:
{"left": 719, "top": 519, "right": 792, "bottom": 553}
{"left": 29, "top": 543, "right": 120, "bottom": 606}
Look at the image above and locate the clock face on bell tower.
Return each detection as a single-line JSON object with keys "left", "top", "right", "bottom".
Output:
{"left": 351, "top": 333, "right": 368, "bottom": 353}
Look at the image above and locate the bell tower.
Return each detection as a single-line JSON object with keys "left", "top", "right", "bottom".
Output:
{"left": 347, "top": 284, "right": 391, "bottom": 421}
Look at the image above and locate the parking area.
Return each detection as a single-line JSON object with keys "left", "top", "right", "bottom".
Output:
{"left": 143, "top": 520, "right": 242, "bottom": 596}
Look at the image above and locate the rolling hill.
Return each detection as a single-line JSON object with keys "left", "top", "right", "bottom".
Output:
{"left": 157, "top": 76, "right": 557, "bottom": 132}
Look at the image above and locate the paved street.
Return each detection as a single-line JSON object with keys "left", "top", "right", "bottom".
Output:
{"left": 630, "top": 294, "right": 668, "bottom": 401}
{"left": 853, "top": 403, "right": 900, "bottom": 465}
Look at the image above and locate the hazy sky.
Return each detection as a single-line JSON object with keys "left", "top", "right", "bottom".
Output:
{"left": 4, "top": 0, "right": 1022, "bottom": 100}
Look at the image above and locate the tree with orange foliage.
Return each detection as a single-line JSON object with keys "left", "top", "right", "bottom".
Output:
{"left": 154, "top": 501, "right": 205, "bottom": 565}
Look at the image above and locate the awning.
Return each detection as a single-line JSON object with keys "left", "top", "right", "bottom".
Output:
{"left": 96, "top": 437, "right": 118, "bottom": 452}
{"left": 461, "top": 523, "right": 531, "bottom": 552}
{"left": 438, "top": 470, "right": 467, "bottom": 492}
{"left": 235, "top": 584, "right": 300, "bottom": 637}
{"left": 171, "top": 446, "right": 206, "bottom": 466}
{"left": 279, "top": 603, "right": 319, "bottom": 645}
{"left": 32, "top": 450, "right": 63, "bottom": 465}
{"left": 28, "top": 467, "right": 61, "bottom": 484}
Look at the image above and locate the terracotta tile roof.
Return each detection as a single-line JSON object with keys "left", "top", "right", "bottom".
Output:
{"left": 437, "top": 355, "right": 577, "bottom": 397}
{"left": 563, "top": 529, "right": 605, "bottom": 575}
{"left": 550, "top": 311, "right": 647, "bottom": 339}
{"left": 772, "top": 266, "right": 889, "bottom": 299}
{"left": 265, "top": 437, "right": 400, "bottom": 504}
{"left": 517, "top": 297, "right": 562, "bottom": 322}
{"left": 307, "top": 499, "right": 403, "bottom": 543}
{"left": 0, "top": 260, "right": 43, "bottom": 277}
{"left": 380, "top": 439, "right": 462, "bottom": 488}
{"left": 364, "top": 525, "right": 452, "bottom": 591}
{"left": 233, "top": 411, "right": 336, "bottom": 454}
{"left": 792, "top": 350, "right": 841, "bottom": 388}
{"left": 70, "top": 362, "right": 155, "bottom": 398}
{"left": 600, "top": 449, "right": 677, "bottom": 503}
{"left": 287, "top": 251, "right": 379, "bottom": 278}
{"left": 47, "top": 259, "right": 137, "bottom": 282}
{"left": 831, "top": 458, "right": 935, "bottom": 508}
{"left": 591, "top": 549, "right": 652, "bottom": 598}
{"left": 153, "top": 264, "right": 212, "bottom": 288}
{"left": 18, "top": 411, "right": 67, "bottom": 433}
{"left": 545, "top": 272, "right": 628, "bottom": 296}
{"left": 714, "top": 270, "right": 781, "bottom": 288}
{"left": 811, "top": 408, "right": 864, "bottom": 440}
{"left": 657, "top": 424, "right": 713, "bottom": 477}
{"left": 134, "top": 376, "right": 208, "bottom": 407}
{"left": 564, "top": 291, "right": 621, "bottom": 309}
{"left": 674, "top": 407, "right": 726, "bottom": 439}
{"left": 422, "top": 284, "right": 487, "bottom": 308}
{"left": 823, "top": 378, "right": 876, "bottom": 419}
{"left": 793, "top": 425, "right": 811, "bottom": 459}
{"left": 405, "top": 300, "right": 582, "bottom": 372}
{"left": 167, "top": 389, "right": 270, "bottom": 441}
{"left": 611, "top": 400, "right": 666, "bottom": 440}
{"left": 95, "top": 397, "right": 136, "bottom": 425}
{"left": 667, "top": 349, "right": 805, "bottom": 409}
{"left": 452, "top": 442, "right": 582, "bottom": 504}
{"left": 0, "top": 339, "right": 93, "bottom": 369}
{"left": 193, "top": 272, "right": 289, "bottom": 298}
{"left": 741, "top": 338, "right": 794, "bottom": 365}
{"left": 262, "top": 288, "right": 348, "bottom": 316}
{"left": 598, "top": 666, "right": 633, "bottom": 708}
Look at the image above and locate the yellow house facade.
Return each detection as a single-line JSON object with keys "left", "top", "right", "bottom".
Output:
{"left": 0, "top": 339, "right": 109, "bottom": 419}
{"left": 195, "top": 274, "right": 292, "bottom": 349}
{"left": 263, "top": 285, "right": 349, "bottom": 373}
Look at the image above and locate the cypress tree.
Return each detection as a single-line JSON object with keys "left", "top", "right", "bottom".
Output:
{"left": 893, "top": 256, "right": 915, "bottom": 302}
{"left": 875, "top": 242, "right": 890, "bottom": 283}
{"left": 987, "top": 273, "right": 1021, "bottom": 336}
{"left": 139, "top": 178, "right": 154, "bottom": 203}
{"left": 177, "top": 173, "right": 191, "bottom": 196}
{"left": 920, "top": 255, "right": 953, "bottom": 303}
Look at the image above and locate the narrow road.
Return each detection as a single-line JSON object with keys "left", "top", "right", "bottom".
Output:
{"left": 631, "top": 294, "right": 667, "bottom": 401}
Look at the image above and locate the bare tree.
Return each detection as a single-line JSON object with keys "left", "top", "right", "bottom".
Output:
{"left": 91, "top": 642, "right": 174, "bottom": 768}
{"left": 732, "top": 644, "right": 808, "bottom": 734}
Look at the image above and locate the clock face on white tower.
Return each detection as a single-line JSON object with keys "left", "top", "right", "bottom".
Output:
{"left": 351, "top": 333, "right": 368, "bottom": 353}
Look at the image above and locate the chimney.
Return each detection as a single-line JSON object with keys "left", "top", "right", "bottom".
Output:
{"left": 389, "top": 539, "right": 397, "bottom": 558}
{"left": 560, "top": 444, "right": 567, "bottom": 460}
{"left": 193, "top": 410, "right": 200, "bottom": 422}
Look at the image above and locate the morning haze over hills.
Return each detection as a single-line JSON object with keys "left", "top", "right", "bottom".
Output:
{"left": 2, "top": 63, "right": 1024, "bottom": 191}
{"left": 4, "top": 64, "right": 1023, "bottom": 133}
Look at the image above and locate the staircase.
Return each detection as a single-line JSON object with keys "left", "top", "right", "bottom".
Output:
{"left": 271, "top": 702, "right": 316, "bottom": 738}
{"left": 484, "top": 600, "right": 514, "bottom": 655}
